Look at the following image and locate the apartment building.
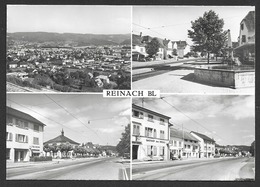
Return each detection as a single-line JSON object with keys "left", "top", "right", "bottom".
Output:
{"left": 132, "top": 104, "right": 172, "bottom": 161}
{"left": 190, "top": 131, "right": 215, "bottom": 158}
{"left": 6, "top": 106, "right": 46, "bottom": 162}
{"left": 170, "top": 128, "right": 200, "bottom": 159}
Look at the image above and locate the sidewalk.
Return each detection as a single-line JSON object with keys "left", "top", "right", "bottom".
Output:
{"left": 6, "top": 157, "right": 99, "bottom": 169}
{"left": 132, "top": 156, "right": 229, "bottom": 165}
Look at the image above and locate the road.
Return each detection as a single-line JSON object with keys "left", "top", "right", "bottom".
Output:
{"left": 132, "top": 58, "right": 197, "bottom": 81}
{"left": 132, "top": 157, "right": 255, "bottom": 181}
{"left": 7, "top": 157, "right": 129, "bottom": 180}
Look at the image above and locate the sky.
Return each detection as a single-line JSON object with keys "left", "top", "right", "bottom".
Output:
{"left": 7, "top": 94, "right": 131, "bottom": 146}
{"left": 133, "top": 95, "right": 255, "bottom": 146}
{"left": 7, "top": 5, "right": 131, "bottom": 34}
{"left": 133, "top": 6, "right": 255, "bottom": 44}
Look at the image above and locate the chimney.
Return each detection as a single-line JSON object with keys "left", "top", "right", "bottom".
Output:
{"left": 140, "top": 32, "right": 142, "bottom": 37}
{"left": 61, "top": 129, "right": 64, "bottom": 136}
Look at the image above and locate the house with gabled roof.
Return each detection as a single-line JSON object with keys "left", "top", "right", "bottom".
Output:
{"left": 172, "top": 40, "right": 190, "bottom": 58}
{"left": 170, "top": 128, "right": 200, "bottom": 159}
{"left": 190, "top": 131, "right": 215, "bottom": 158}
{"left": 234, "top": 11, "right": 255, "bottom": 65}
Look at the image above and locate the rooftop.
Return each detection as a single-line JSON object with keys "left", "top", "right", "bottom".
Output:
{"left": 132, "top": 104, "right": 171, "bottom": 120}
{"left": 170, "top": 128, "right": 199, "bottom": 142}
{"left": 44, "top": 129, "right": 80, "bottom": 145}
{"left": 191, "top": 131, "right": 215, "bottom": 143}
{"left": 7, "top": 106, "right": 46, "bottom": 126}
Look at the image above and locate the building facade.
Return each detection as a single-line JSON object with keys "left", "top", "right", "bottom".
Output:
{"left": 6, "top": 106, "right": 46, "bottom": 162}
{"left": 170, "top": 128, "right": 200, "bottom": 159}
{"left": 234, "top": 11, "right": 255, "bottom": 65}
{"left": 132, "top": 104, "right": 172, "bottom": 161}
{"left": 190, "top": 131, "right": 215, "bottom": 158}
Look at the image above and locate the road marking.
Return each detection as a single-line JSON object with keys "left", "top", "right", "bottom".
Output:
{"left": 123, "top": 168, "right": 129, "bottom": 180}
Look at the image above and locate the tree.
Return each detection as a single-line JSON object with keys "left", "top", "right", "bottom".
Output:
{"left": 43, "top": 144, "right": 51, "bottom": 155}
{"left": 50, "top": 143, "right": 60, "bottom": 157}
{"left": 188, "top": 10, "right": 227, "bottom": 63}
{"left": 116, "top": 124, "right": 130, "bottom": 157}
{"left": 250, "top": 141, "right": 255, "bottom": 157}
{"left": 59, "top": 142, "right": 73, "bottom": 158}
{"left": 145, "top": 38, "right": 160, "bottom": 58}
{"left": 172, "top": 49, "right": 178, "bottom": 56}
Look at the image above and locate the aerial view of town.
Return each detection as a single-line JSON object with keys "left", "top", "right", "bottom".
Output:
{"left": 6, "top": 5, "right": 131, "bottom": 92}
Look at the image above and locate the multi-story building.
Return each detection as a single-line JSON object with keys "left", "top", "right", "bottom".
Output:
{"left": 172, "top": 41, "right": 190, "bottom": 58}
{"left": 234, "top": 11, "right": 255, "bottom": 64}
{"left": 132, "top": 104, "right": 172, "bottom": 161}
{"left": 190, "top": 131, "right": 215, "bottom": 158}
{"left": 6, "top": 106, "right": 46, "bottom": 162}
{"left": 169, "top": 128, "right": 200, "bottom": 159}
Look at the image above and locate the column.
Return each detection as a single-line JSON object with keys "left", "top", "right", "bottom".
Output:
{"left": 10, "top": 148, "right": 15, "bottom": 162}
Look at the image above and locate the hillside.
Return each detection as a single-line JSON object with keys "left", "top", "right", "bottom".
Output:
{"left": 7, "top": 32, "right": 131, "bottom": 46}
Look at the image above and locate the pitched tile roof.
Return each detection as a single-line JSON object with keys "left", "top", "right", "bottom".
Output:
{"left": 170, "top": 128, "right": 199, "bottom": 142}
{"left": 132, "top": 104, "right": 171, "bottom": 119}
{"left": 7, "top": 106, "right": 46, "bottom": 126}
{"left": 241, "top": 11, "right": 255, "bottom": 32}
{"left": 191, "top": 131, "right": 215, "bottom": 142}
{"left": 44, "top": 130, "right": 80, "bottom": 145}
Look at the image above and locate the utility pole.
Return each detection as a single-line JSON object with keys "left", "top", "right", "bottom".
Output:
{"left": 142, "top": 98, "right": 144, "bottom": 107}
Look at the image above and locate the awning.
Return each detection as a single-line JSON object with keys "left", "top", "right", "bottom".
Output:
{"left": 31, "top": 149, "right": 41, "bottom": 153}
{"left": 132, "top": 141, "right": 142, "bottom": 145}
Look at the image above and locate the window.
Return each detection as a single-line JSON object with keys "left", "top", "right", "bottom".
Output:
{"left": 160, "top": 130, "right": 165, "bottom": 139}
{"left": 147, "top": 145, "right": 152, "bottom": 156}
{"left": 179, "top": 142, "right": 182, "bottom": 147}
{"left": 160, "top": 146, "right": 165, "bottom": 156}
{"left": 133, "top": 124, "right": 140, "bottom": 135}
{"left": 15, "top": 134, "right": 28, "bottom": 143}
{"left": 185, "top": 145, "right": 187, "bottom": 148}
{"left": 241, "top": 23, "right": 244, "bottom": 30}
{"left": 34, "top": 124, "right": 39, "bottom": 132}
{"left": 33, "top": 137, "right": 39, "bottom": 145}
{"left": 187, "top": 145, "right": 191, "bottom": 149}
{"left": 242, "top": 35, "right": 246, "bottom": 43}
{"left": 153, "top": 129, "right": 157, "bottom": 138}
{"left": 6, "top": 132, "right": 13, "bottom": 141}
{"left": 148, "top": 115, "right": 154, "bottom": 122}
{"left": 174, "top": 140, "right": 177, "bottom": 147}
{"left": 15, "top": 118, "right": 28, "bottom": 129}
{"left": 153, "top": 146, "right": 157, "bottom": 156}
{"left": 132, "top": 110, "right": 144, "bottom": 119}
{"left": 145, "top": 127, "right": 153, "bottom": 137}
{"left": 160, "top": 118, "right": 165, "bottom": 125}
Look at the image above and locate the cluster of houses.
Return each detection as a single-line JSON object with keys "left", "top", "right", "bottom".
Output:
{"left": 132, "top": 33, "right": 191, "bottom": 61}
{"left": 6, "top": 106, "right": 116, "bottom": 162}
{"left": 131, "top": 104, "right": 250, "bottom": 161}
{"left": 6, "top": 43, "right": 131, "bottom": 90}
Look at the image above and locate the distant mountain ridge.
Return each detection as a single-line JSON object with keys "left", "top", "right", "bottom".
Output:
{"left": 7, "top": 32, "right": 131, "bottom": 46}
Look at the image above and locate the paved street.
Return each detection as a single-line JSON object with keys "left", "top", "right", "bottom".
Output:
{"left": 7, "top": 157, "right": 129, "bottom": 180}
{"left": 132, "top": 157, "right": 255, "bottom": 180}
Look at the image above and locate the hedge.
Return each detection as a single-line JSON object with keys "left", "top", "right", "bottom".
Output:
{"left": 30, "top": 156, "right": 52, "bottom": 162}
